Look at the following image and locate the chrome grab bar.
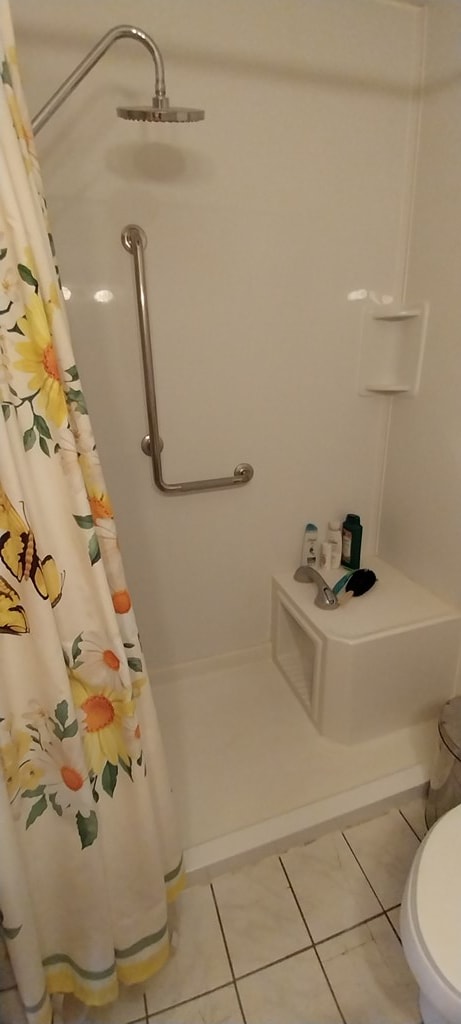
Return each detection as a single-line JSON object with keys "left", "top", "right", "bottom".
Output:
{"left": 121, "top": 224, "right": 254, "bottom": 494}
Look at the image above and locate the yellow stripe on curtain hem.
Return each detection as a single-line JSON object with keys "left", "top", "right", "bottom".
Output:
{"left": 23, "top": 940, "right": 171, "bottom": 1017}
{"left": 45, "top": 939, "right": 171, "bottom": 1006}
{"left": 22, "top": 858, "right": 185, "bottom": 1018}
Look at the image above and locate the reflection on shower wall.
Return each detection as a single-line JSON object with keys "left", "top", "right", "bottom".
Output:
{"left": 13, "top": 0, "right": 424, "bottom": 673}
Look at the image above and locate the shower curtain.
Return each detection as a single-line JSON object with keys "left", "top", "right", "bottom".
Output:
{"left": 0, "top": 3, "right": 183, "bottom": 1021}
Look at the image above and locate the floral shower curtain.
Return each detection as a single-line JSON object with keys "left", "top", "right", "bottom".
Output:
{"left": 0, "top": 3, "right": 183, "bottom": 1021}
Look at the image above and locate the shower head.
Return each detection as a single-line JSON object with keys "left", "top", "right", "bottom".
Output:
{"left": 32, "top": 25, "right": 205, "bottom": 135}
{"left": 117, "top": 98, "right": 205, "bottom": 123}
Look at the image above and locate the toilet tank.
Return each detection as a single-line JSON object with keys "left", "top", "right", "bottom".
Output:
{"left": 272, "top": 558, "right": 461, "bottom": 744}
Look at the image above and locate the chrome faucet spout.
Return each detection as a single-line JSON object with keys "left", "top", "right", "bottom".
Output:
{"left": 294, "top": 565, "right": 339, "bottom": 610}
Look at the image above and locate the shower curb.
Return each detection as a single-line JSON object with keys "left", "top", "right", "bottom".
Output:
{"left": 184, "top": 764, "right": 428, "bottom": 884}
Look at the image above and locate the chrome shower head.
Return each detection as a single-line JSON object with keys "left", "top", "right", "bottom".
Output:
{"left": 117, "top": 104, "right": 205, "bottom": 123}
{"left": 117, "top": 96, "right": 205, "bottom": 123}
{"left": 32, "top": 26, "right": 205, "bottom": 136}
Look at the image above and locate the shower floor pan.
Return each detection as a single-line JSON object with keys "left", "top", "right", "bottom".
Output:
{"left": 152, "top": 650, "right": 436, "bottom": 883}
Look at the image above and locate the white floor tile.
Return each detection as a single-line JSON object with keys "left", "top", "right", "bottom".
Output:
{"left": 387, "top": 906, "right": 402, "bottom": 938}
{"left": 144, "top": 886, "right": 231, "bottom": 1016}
{"left": 343, "top": 809, "right": 419, "bottom": 908}
{"left": 0, "top": 987, "right": 28, "bottom": 1024}
{"left": 52, "top": 987, "right": 146, "bottom": 1024}
{"left": 237, "top": 949, "right": 342, "bottom": 1024}
{"left": 282, "top": 832, "right": 381, "bottom": 942}
{"left": 318, "top": 915, "right": 420, "bottom": 1024}
{"left": 147, "top": 985, "right": 243, "bottom": 1023}
{"left": 90, "top": 982, "right": 146, "bottom": 1023}
{"left": 399, "top": 795, "right": 428, "bottom": 840}
{"left": 56, "top": 993, "right": 89, "bottom": 1024}
{"left": 212, "top": 854, "right": 309, "bottom": 976}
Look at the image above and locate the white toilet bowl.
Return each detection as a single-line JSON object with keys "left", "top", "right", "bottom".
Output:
{"left": 401, "top": 804, "right": 461, "bottom": 1024}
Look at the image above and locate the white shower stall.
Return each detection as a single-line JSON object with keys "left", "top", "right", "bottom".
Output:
{"left": 12, "top": 0, "right": 461, "bottom": 877}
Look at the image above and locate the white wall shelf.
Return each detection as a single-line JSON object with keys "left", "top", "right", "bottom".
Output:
{"left": 358, "top": 299, "right": 429, "bottom": 397}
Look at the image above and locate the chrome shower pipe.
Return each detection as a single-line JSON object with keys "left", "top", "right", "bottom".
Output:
{"left": 31, "top": 25, "right": 166, "bottom": 135}
{"left": 122, "top": 224, "right": 254, "bottom": 495}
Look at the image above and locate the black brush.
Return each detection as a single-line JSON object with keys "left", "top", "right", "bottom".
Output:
{"left": 339, "top": 568, "right": 377, "bottom": 605}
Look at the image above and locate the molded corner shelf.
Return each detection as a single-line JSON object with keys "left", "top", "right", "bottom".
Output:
{"left": 358, "top": 299, "right": 429, "bottom": 397}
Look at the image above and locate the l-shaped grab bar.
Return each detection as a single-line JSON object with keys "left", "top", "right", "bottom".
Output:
{"left": 122, "top": 224, "right": 254, "bottom": 494}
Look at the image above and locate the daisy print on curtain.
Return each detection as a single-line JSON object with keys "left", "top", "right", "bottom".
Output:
{"left": 0, "top": 3, "right": 183, "bottom": 1022}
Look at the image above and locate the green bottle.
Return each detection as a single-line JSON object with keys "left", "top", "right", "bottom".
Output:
{"left": 341, "top": 513, "right": 362, "bottom": 570}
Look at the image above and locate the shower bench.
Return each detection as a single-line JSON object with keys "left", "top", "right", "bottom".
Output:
{"left": 271, "top": 558, "right": 461, "bottom": 745}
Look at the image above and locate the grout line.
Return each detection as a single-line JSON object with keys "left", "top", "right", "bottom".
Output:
{"left": 398, "top": 808, "right": 424, "bottom": 843}
{"left": 232, "top": 978, "right": 247, "bottom": 1024}
{"left": 384, "top": 904, "right": 402, "bottom": 945}
{"left": 313, "top": 911, "right": 386, "bottom": 948}
{"left": 234, "top": 943, "right": 313, "bottom": 981}
{"left": 383, "top": 913, "right": 401, "bottom": 942}
{"left": 210, "top": 884, "right": 247, "bottom": 1024}
{"left": 341, "top": 832, "right": 387, "bottom": 912}
{"left": 124, "top": 1008, "right": 149, "bottom": 1024}
{"left": 278, "top": 858, "right": 347, "bottom": 1024}
{"left": 146, "top": 981, "right": 238, "bottom": 1020}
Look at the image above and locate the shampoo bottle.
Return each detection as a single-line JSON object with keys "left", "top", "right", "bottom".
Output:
{"left": 341, "top": 513, "right": 363, "bottom": 570}
{"left": 301, "top": 523, "right": 318, "bottom": 567}
{"left": 326, "top": 520, "right": 342, "bottom": 570}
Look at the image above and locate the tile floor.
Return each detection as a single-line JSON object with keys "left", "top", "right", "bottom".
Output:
{"left": 0, "top": 796, "right": 427, "bottom": 1024}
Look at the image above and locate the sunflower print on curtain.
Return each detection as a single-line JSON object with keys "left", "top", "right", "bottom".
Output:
{"left": 0, "top": 3, "right": 183, "bottom": 1022}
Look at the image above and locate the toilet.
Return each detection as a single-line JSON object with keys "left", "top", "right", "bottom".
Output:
{"left": 401, "top": 804, "right": 461, "bottom": 1024}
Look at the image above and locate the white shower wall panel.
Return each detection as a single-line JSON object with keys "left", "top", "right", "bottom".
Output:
{"left": 380, "top": 0, "right": 461, "bottom": 622}
{"left": 12, "top": 0, "right": 424, "bottom": 670}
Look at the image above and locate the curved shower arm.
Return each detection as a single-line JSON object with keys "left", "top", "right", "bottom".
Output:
{"left": 31, "top": 24, "right": 166, "bottom": 135}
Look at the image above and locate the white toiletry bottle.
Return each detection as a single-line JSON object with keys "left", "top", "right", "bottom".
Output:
{"left": 327, "top": 520, "right": 342, "bottom": 569}
{"left": 301, "top": 523, "right": 318, "bottom": 567}
{"left": 320, "top": 541, "right": 333, "bottom": 571}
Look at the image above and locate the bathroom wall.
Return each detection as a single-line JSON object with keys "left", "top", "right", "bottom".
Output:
{"left": 379, "top": 0, "right": 461, "bottom": 619}
{"left": 12, "top": 0, "right": 424, "bottom": 671}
